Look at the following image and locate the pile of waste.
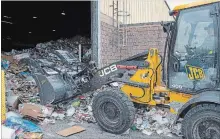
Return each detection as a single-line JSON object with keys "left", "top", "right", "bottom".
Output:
{"left": 1, "top": 35, "right": 181, "bottom": 138}
{"left": 1, "top": 36, "right": 93, "bottom": 139}
{"left": 131, "top": 107, "right": 182, "bottom": 137}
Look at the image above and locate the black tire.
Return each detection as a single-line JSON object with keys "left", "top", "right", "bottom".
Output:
{"left": 182, "top": 104, "right": 220, "bottom": 139}
{"left": 92, "top": 88, "right": 135, "bottom": 134}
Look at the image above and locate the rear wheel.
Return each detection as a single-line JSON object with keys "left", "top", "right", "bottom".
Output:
{"left": 182, "top": 104, "right": 220, "bottom": 139}
{"left": 92, "top": 88, "right": 135, "bottom": 134}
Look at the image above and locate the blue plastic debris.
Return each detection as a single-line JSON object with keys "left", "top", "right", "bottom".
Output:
{"left": 19, "top": 72, "right": 31, "bottom": 78}
{"left": 1, "top": 60, "right": 10, "bottom": 70}
{"left": 5, "top": 116, "right": 42, "bottom": 133}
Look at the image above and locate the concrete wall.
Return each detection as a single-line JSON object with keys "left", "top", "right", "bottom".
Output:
{"left": 100, "top": 13, "right": 167, "bottom": 67}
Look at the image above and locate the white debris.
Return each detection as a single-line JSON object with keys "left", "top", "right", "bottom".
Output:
{"left": 13, "top": 53, "right": 30, "bottom": 61}
{"left": 134, "top": 107, "right": 180, "bottom": 137}
{"left": 88, "top": 105, "right": 92, "bottom": 112}
{"left": 67, "top": 121, "right": 76, "bottom": 126}
{"left": 152, "top": 114, "right": 169, "bottom": 125}
{"left": 139, "top": 121, "right": 148, "bottom": 130}
{"left": 57, "top": 114, "right": 65, "bottom": 120}
{"left": 110, "top": 82, "right": 119, "bottom": 87}
{"left": 142, "top": 129, "right": 153, "bottom": 136}
{"left": 51, "top": 112, "right": 58, "bottom": 118}
{"left": 171, "top": 122, "right": 182, "bottom": 136}
{"left": 42, "top": 106, "right": 54, "bottom": 117}
{"left": 66, "top": 107, "right": 76, "bottom": 117}
{"left": 6, "top": 111, "right": 22, "bottom": 119}
{"left": 2, "top": 125, "right": 16, "bottom": 139}
{"left": 42, "top": 118, "right": 56, "bottom": 124}
{"left": 51, "top": 112, "right": 65, "bottom": 120}
{"left": 136, "top": 117, "right": 143, "bottom": 125}
{"left": 156, "top": 129, "right": 163, "bottom": 135}
{"left": 167, "top": 133, "right": 174, "bottom": 137}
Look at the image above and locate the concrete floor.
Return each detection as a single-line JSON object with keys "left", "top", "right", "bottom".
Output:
{"left": 40, "top": 120, "right": 181, "bottom": 139}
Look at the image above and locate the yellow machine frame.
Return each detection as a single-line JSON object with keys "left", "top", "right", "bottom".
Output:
{"left": 121, "top": 0, "right": 220, "bottom": 114}
{"left": 121, "top": 48, "right": 192, "bottom": 113}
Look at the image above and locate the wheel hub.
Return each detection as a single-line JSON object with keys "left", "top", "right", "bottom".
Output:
{"left": 205, "top": 127, "right": 220, "bottom": 139}
{"left": 196, "top": 120, "right": 220, "bottom": 139}
{"left": 103, "top": 102, "right": 119, "bottom": 120}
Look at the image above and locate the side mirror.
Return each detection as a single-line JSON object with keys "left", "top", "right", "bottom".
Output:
{"left": 162, "top": 22, "right": 174, "bottom": 33}
{"left": 163, "top": 26, "right": 168, "bottom": 33}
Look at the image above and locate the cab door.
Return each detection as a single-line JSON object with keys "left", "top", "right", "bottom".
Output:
{"left": 168, "top": 3, "right": 219, "bottom": 93}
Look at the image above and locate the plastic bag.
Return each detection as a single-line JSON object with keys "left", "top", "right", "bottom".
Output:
{"left": 2, "top": 125, "right": 16, "bottom": 139}
{"left": 5, "top": 116, "right": 42, "bottom": 133}
{"left": 1, "top": 59, "right": 10, "bottom": 70}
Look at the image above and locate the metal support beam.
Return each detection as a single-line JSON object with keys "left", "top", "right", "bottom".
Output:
{"left": 79, "top": 44, "right": 82, "bottom": 62}
{"left": 91, "top": 1, "right": 100, "bottom": 68}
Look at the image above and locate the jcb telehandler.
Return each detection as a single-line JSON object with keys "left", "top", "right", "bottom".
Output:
{"left": 92, "top": 1, "right": 220, "bottom": 139}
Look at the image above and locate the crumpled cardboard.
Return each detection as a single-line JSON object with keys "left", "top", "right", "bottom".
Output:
{"left": 1, "top": 55, "right": 15, "bottom": 63}
{"left": 18, "top": 103, "right": 45, "bottom": 120}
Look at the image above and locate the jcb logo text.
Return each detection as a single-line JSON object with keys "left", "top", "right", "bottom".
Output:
{"left": 99, "top": 64, "right": 118, "bottom": 77}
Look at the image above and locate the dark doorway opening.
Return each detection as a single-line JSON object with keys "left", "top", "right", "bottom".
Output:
{"left": 2, "top": 1, "right": 91, "bottom": 51}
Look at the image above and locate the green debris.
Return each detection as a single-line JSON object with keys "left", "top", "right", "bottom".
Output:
{"left": 130, "top": 125, "right": 137, "bottom": 131}
{"left": 72, "top": 101, "right": 80, "bottom": 107}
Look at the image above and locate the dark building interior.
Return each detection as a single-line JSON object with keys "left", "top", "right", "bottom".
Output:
{"left": 1, "top": 1, "right": 91, "bottom": 51}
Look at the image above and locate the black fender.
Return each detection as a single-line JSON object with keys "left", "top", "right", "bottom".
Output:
{"left": 175, "top": 91, "right": 220, "bottom": 123}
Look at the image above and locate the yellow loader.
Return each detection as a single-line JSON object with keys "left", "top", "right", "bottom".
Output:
{"left": 92, "top": 1, "right": 220, "bottom": 139}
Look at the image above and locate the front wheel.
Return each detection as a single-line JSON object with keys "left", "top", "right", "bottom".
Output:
{"left": 182, "top": 104, "right": 220, "bottom": 139}
{"left": 92, "top": 88, "right": 135, "bottom": 134}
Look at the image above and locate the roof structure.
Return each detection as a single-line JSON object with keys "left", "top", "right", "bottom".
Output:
{"left": 173, "top": 0, "right": 220, "bottom": 11}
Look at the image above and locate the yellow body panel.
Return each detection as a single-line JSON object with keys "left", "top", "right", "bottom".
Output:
{"left": 1, "top": 71, "right": 6, "bottom": 123}
{"left": 173, "top": 0, "right": 220, "bottom": 11}
{"left": 120, "top": 48, "right": 192, "bottom": 112}
{"left": 121, "top": 48, "right": 159, "bottom": 105}
{"left": 120, "top": 1, "right": 216, "bottom": 115}
{"left": 169, "top": 92, "right": 192, "bottom": 103}
{"left": 121, "top": 68, "right": 153, "bottom": 103}
{"left": 154, "top": 86, "right": 169, "bottom": 92}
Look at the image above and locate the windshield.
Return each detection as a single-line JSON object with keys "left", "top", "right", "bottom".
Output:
{"left": 169, "top": 5, "right": 218, "bottom": 92}
{"left": 174, "top": 7, "right": 215, "bottom": 55}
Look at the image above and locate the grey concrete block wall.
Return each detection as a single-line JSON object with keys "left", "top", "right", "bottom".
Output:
{"left": 100, "top": 15, "right": 167, "bottom": 67}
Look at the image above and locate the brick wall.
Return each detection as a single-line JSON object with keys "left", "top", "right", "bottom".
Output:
{"left": 100, "top": 14, "right": 120, "bottom": 67}
{"left": 119, "top": 22, "right": 167, "bottom": 59}
{"left": 100, "top": 14, "right": 167, "bottom": 67}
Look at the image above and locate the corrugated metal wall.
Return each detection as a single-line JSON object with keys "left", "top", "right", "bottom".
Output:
{"left": 100, "top": 0, "right": 174, "bottom": 24}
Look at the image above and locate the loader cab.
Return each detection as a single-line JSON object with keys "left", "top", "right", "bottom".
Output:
{"left": 165, "top": 2, "right": 220, "bottom": 94}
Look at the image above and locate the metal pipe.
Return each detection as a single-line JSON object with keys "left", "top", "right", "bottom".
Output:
{"left": 116, "top": 0, "right": 119, "bottom": 29}
{"left": 79, "top": 44, "right": 82, "bottom": 62}
{"left": 164, "top": 0, "right": 176, "bottom": 20}
{"left": 112, "top": 0, "right": 115, "bottom": 27}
